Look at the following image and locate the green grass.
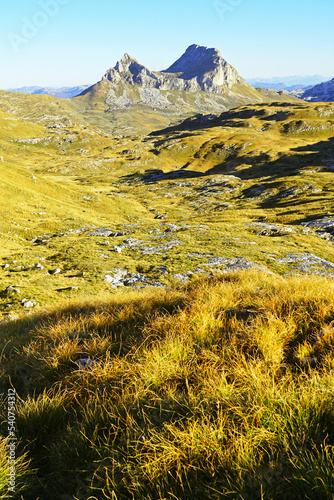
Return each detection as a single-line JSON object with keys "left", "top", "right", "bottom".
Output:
{"left": 1, "top": 92, "right": 334, "bottom": 498}
{"left": 1, "top": 98, "right": 334, "bottom": 318}
{"left": 1, "top": 271, "right": 334, "bottom": 498}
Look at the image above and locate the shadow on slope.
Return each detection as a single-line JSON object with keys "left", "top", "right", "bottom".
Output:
{"left": 134, "top": 135, "right": 334, "bottom": 185}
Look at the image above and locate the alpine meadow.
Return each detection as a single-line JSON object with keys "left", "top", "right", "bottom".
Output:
{"left": 1, "top": 2, "right": 334, "bottom": 498}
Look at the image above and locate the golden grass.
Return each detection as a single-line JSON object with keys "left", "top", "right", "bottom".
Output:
{"left": 1, "top": 93, "right": 334, "bottom": 498}
{"left": 1, "top": 270, "right": 334, "bottom": 499}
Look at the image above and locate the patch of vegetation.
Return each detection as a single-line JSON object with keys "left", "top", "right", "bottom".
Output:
{"left": 1, "top": 92, "right": 334, "bottom": 498}
{"left": 1, "top": 271, "right": 334, "bottom": 499}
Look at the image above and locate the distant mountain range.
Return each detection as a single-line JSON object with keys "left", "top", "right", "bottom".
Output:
{"left": 7, "top": 85, "right": 91, "bottom": 99}
{"left": 11, "top": 44, "right": 334, "bottom": 134}
{"left": 7, "top": 71, "right": 334, "bottom": 103}
{"left": 246, "top": 75, "right": 330, "bottom": 91}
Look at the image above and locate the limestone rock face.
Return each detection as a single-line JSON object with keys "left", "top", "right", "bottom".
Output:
{"left": 163, "top": 44, "right": 243, "bottom": 91}
{"left": 103, "top": 44, "right": 244, "bottom": 94}
{"left": 76, "top": 44, "right": 297, "bottom": 134}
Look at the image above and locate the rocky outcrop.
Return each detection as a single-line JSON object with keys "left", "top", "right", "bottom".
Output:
{"left": 75, "top": 45, "right": 298, "bottom": 134}
{"left": 102, "top": 44, "right": 245, "bottom": 94}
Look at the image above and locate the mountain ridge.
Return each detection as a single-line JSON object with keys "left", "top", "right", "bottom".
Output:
{"left": 247, "top": 75, "right": 329, "bottom": 90}
{"left": 74, "top": 44, "right": 299, "bottom": 134}
{"left": 302, "top": 77, "right": 334, "bottom": 102}
{"left": 101, "top": 44, "right": 243, "bottom": 93}
{"left": 7, "top": 85, "right": 91, "bottom": 99}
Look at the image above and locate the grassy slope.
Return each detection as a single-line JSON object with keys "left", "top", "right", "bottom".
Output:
{"left": 0, "top": 99, "right": 334, "bottom": 316}
{"left": 2, "top": 271, "right": 334, "bottom": 499}
{"left": 1, "top": 94, "right": 334, "bottom": 498}
{"left": 70, "top": 79, "right": 300, "bottom": 135}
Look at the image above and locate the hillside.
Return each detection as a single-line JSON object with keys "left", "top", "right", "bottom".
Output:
{"left": 1, "top": 99, "right": 334, "bottom": 321}
{"left": 2, "top": 270, "right": 334, "bottom": 499}
{"left": 72, "top": 45, "right": 299, "bottom": 135}
{"left": 0, "top": 89, "right": 93, "bottom": 127}
{"left": 302, "top": 77, "right": 334, "bottom": 102}
{"left": 1, "top": 93, "right": 334, "bottom": 498}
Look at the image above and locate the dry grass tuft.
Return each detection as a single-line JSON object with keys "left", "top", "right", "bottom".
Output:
{"left": 1, "top": 270, "right": 334, "bottom": 499}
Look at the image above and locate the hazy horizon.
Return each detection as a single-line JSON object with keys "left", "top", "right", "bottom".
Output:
{"left": 5, "top": 72, "right": 332, "bottom": 92}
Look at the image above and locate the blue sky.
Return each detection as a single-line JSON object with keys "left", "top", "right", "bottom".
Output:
{"left": 0, "top": 0, "right": 333, "bottom": 88}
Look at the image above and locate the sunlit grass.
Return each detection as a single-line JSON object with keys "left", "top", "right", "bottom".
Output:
{"left": 1, "top": 271, "right": 334, "bottom": 498}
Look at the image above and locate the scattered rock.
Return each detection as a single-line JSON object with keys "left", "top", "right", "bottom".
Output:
{"left": 247, "top": 222, "right": 294, "bottom": 237}
{"left": 48, "top": 268, "right": 61, "bottom": 275}
{"left": 164, "top": 224, "right": 180, "bottom": 232}
{"left": 301, "top": 217, "right": 334, "bottom": 239}
{"left": 155, "top": 266, "right": 168, "bottom": 275}
{"left": 200, "top": 256, "right": 269, "bottom": 273}
{"left": 21, "top": 299, "right": 36, "bottom": 308}
{"left": 88, "top": 228, "right": 128, "bottom": 237}
{"left": 0, "top": 314, "right": 17, "bottom": 323}
{"left": 173, "top": 271, "right": 193, "bottom": 283}
{"left": 103, "top": 269, "right": 127, "bottom": 288}
{"left": 71, "top": 228, "right": 89, "bottom": 234}
{"left": 276, "top": 253, "right": 334, "bottom": 276}
{"left": 31, "top": 235, "right": 50, "bottom": 244}
{"left": 188, "top": 252, "right": 214, "bottom": 258}
{"left": 104, "top": 269, "right": 164, "bottom": 289}
{"left": 122, "top": 236, "right": 184, "bottom": 255}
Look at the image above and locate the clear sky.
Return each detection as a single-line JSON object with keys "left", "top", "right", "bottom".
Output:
{"left": 0, "top": 0, "right": 333, "bottom": 88}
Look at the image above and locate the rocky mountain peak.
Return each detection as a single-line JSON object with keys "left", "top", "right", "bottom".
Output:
{"left": 163, "top": 44, "right": 242, "bottom": 90}
{"left": 114, "top": 53, "right": 141, "bottom": 74}
{"left": 164, "top": 44, "right": 223, "bottom": 76}
{"left": 102, "top": 44, "right": 243, "bottom": 93}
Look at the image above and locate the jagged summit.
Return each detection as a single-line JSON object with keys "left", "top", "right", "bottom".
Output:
{"left": 102, "top": 44, "right": 243, "bottom": 93}
{"left": 114, "top": 53, "right": 148, "bottom": 75}
{"left": 164, "top": 44, "right": 217, "bottom": 73}
{"left": 114, "top": 53, "right": 136, "bottom": 72}
{"left": 76, "top": 44, "right": 298, "bottom": 134}
{"left": 164, "top": 44, "right": 228, "bottom": 77}
{"left": 163, "top": 44, "right": 243, "bottom": 90}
